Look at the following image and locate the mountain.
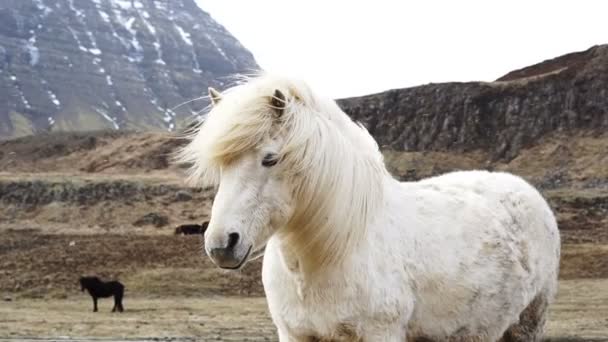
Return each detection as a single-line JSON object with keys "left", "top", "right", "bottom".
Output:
{"left": 338, "top": 44, "right": 608, "bottom": 161}
{"left": 0, "top": 0, "right": 258, "bottom": 138}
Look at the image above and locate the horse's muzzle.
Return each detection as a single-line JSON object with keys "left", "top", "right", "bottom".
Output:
{"left": 209, "top": 245, "right": 251, "bottom": 269}
{"left": 207, "top": 232, "right": 251, "bottom": 269}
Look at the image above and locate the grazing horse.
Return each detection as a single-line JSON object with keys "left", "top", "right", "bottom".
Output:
{"left": 177, "top": 74, "right": 560, "bottom": 341}
{"left": 174, "top": 221, "right": 209, "bottom": 235}
{"left": 79, "top": 276, "right": 124, "bottom": 312}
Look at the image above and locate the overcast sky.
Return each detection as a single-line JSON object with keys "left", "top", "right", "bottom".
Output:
{"left": 195, "top": 0, "right": 607, "bottom": 98}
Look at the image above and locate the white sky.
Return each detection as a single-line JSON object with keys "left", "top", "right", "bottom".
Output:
{"left": 196, "top": 0, "right": 607, "bottom": 98}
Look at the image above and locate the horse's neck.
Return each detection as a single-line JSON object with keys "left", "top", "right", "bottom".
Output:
{"left": 271, "top": 239, "right": 306, "bottom": 298}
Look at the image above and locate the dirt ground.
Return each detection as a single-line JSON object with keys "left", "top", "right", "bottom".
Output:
{"left": 1, "top": 131, "right": 607, "bottom": 341}
{"left": 0, "top": 279, "right": 607, "bottom": 341}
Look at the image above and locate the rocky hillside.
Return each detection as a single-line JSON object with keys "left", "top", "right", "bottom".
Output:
{"left": 338, "top": 44, "right": 608, "bottom": 161}
{"left": 0, "top": 0, "right": 258, "bottom": 138}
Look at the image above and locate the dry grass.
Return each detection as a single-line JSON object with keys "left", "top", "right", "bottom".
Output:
{"left": 1, "top": 130, "right": 608, "bottom": 341}
{"left": 0, "top": 297, "right": 275, "bottom": 340}
{"left": 0, "top": 231, "right": 263, "bottom": 299}
{"left": 1, "top": 279, "right": 607, "bottom": 341}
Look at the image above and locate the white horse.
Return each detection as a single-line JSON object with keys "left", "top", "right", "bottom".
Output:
{"left": 178, "top": 74, "right": 561, "bottom": 341}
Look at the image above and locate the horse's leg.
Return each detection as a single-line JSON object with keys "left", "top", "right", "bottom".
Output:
{"left": 498, "top": 293, "right": 549, "bottom": 342}
{"left": 277, "top": 328, "right": 292, "bottom": 342}
{"left": 93, "top": 297, "right": 98, "bottom": 312}
{"left": 117, "top": 288, "right": 124, "bottom": 312}
{"left": 114, "top": 293, "right": 124, "bottom": 313}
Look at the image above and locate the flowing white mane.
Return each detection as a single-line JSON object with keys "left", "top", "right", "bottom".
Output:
{"left": 178, "top": 74, "right": 390, "bottom": 274}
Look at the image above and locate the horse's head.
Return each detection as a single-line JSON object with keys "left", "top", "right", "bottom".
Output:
{"left": 178, "top": 75, "right": 385, "bottom": 273}
{"left": 79, "top": 276, "right": 88, "bottom": 291}
{"left": 178, "top": 79, "right": 300, "bottom": 269}
{"left": 79, "top": 276, "right": 100, "bottom": 291}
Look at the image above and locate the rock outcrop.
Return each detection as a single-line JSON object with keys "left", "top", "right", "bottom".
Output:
{"left": 338, "top": 45, "right": 608, "bottom": 161}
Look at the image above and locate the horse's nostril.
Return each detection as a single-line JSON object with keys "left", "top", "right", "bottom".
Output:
{"left": 227, "top": 232, "right": 240, "bottom": 250}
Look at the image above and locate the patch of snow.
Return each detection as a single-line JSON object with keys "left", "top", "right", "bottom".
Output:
{"left": 10, "top": 75, "right": 17, "bottom": 81}
{"left": 98, "top": 10, "right": 111, "bottom": 23}
{"left": 94, "top": 108, "right": 120, "bottom": 130}
{"left": 99, "top": 68, "right": 105, "bottom": 73}
{"left": 114, "top": 12, "right": 144, "bottom": 62}
{"left": 33, "top": 0, "right": 53, "bottom": 17}
{"left": 191, "top": 47, "right": 202, "bottom": 73}
{"left": 115, "top": 100, "right": 127, "bottom": 112}
{"left": 47, "top": 90, "right": 61, "bottom": 107}
{"left": 17, "top": 88, "right": 31, "bottom": 109}
{"left": 153, "top": 1, "right": 168, "bottom": 11}
{"left": 48, "top": 117, "right": 55, "bottom": 125}
{"left": 106, "top": 75, "right": 113, "bottom": 86}
{"left": 67, "top": 0, "right": 85, "bottom": 19}
{"left": 24, "top": 32, "right": 40, "bottom": 66}
{"left": 173, "top": 22, "right": 202, "bottom": 72}
{"left": 125, "top": 17, "right": 136, "bottom": 31}
{"left": 68, "top": 1, "right": 103, "bottom": 58}
{"left": 68, "top": 26, "right": 88, "bottom": 53}
{"left": 113, "top": 0, "right": 133, "bottom": 10}
{"left": 85, "top": 31, "right": 101, "bottom": 53}
{"left": 175, "top": 24, "right": 193, "bottom": 46}
{"left": 140, "top": 13, "right": 156, "bottom": 35}
{"left": 204, "top": 33, "right": 232, "bottom": 64}
{"left": 150, "top": 97, "right": 164, "bottom": 113}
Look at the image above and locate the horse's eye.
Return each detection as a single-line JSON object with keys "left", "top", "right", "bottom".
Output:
{"left": 262, "top": 153, "right": 279, "bottom": 167}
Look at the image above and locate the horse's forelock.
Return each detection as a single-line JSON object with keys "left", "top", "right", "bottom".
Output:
{"left": 178, "top": 74, "right": 388, "bottom": 274}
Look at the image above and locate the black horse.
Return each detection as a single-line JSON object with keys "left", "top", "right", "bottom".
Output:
{"left": 79, "top": 276, "right": 125, "bottom": 312}
{"left": 174, "top": 221, "right": 209, "bottom": 235}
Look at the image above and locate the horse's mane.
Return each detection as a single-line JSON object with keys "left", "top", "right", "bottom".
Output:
{"left": 80, "top": 276, "right": 101, "bottom": 285}
{"left": 177, "top": 73, "right": 389, "bottom": 275}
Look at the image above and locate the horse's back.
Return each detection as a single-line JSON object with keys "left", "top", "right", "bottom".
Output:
{"left": 108, "top": 281, "right": 124, "bottom": 293}
{"left": 414, "top": 170, "right": 560, "bottom": 291}
{"left": 90, "top": 280, "right": 124, "bottom": 298}
{"left": 403, "top": 170, "right": 560, "bottom": 340}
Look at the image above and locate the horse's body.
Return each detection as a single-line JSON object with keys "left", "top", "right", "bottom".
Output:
{"left": 79, "top": 276, "right": 124, "bottom": 312}
{"left": 263, "top": 171, "right": 559, "bottom": 341}
{"left": 179, "top": 74, "right": 560, "bottom": 341}
{"left": 175, "top": 222, "right": 209, "bottom": 235}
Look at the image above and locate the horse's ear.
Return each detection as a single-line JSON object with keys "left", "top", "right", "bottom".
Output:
{"left": 208, "top": 87, "right": 222, "bottom": 106}
{"left": 271, "top": 89, "right": 286, "bottom": 117}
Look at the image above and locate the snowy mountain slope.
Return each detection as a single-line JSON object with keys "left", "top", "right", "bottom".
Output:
{"left": 0, "top": 0, "right": 258, "bottom": 138}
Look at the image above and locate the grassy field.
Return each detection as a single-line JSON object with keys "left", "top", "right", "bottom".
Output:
{"left": 1, "top": 279, "right": 608, "bottom": 341}
{"left": 1, "top": 130, "right": 607, "bottom": 341}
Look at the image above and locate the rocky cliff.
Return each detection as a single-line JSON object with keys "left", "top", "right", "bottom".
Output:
{"left": 338, "top": 45, "right": 608, "bottom": 161}
{"left": 0, "top": 0, "right": 258, "bottom": 138}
